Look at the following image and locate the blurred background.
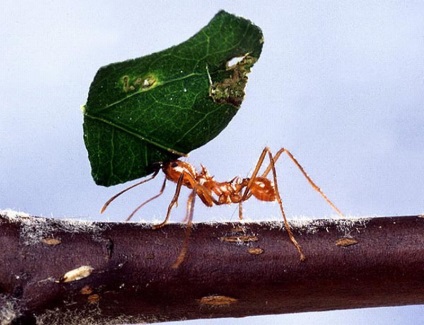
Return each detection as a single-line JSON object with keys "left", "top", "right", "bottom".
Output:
{"left": 1, "top": 1, "right": 424, "bottom": 324}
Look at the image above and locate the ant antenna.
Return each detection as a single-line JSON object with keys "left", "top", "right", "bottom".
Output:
{"left": 100, "top": 169, "right": 160, "bottom": 214}
{"left": 125, "top": 177, "right": 167, "bottom": 221}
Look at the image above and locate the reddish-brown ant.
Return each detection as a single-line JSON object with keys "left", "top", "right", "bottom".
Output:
{"left": 101, "top": 147, "right": 343, "bottom": 268}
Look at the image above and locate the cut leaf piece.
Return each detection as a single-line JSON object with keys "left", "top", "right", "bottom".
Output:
{"left": 83, "top": 10, "right": 263, "bottom": 186}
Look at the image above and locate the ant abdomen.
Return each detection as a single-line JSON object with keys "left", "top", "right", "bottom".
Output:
{"left": 249, "top": 177, "right": 276, "bottom": 202}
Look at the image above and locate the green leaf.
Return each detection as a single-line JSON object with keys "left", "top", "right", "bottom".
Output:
{"left": 83, "top": 10, "right": 263, "bottom": 186}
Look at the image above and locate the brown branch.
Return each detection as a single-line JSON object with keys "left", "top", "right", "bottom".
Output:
{"left": 1, "top": 211, "right": 424, "bottom": 324}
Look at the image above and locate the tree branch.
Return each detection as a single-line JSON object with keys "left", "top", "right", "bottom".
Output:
{"left": 1, "top": 211, "right": 424, "bottom": 324}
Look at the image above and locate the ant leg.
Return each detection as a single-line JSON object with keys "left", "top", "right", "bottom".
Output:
{"left": 238, "top": 147, "right": 272, "bottom": 220}
{"left": 238, "top": 201, "right": 243, "bottom": 220}
{"left": 266, "top": 150, "right": 306, "bottom": 261}
{"left": 241, "top": 147, "right": 269, "bottom": 202}
{"left": 100, "top": 169, "right": 160, "bottom": 213}
{"left": 152, "top": 173, "right": 185, "bottom": 229}
{"left": 239, "top": 147, "right": 305, "bottom": 260}
{"left": 125, "top": 177, "right": 167, "bottom": 221}
{"left": 172, "top": 189, "right": 196, "bottom": 269}
{"left": 262, "top": 148, "right": 343, "bottom": 217}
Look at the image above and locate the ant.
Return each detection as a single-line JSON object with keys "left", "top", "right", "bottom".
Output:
{"left": 101, "top": 147, "right": 343, "bottom": 268}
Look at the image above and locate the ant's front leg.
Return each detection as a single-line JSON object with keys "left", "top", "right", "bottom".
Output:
{"left": 238, "top": 201, "right": 243, "bottom": 220}
{"left": 152, "top": 173, "right": 185, "bottom": 229}
{"left": 172, "top": 189, "right": 196, "bottom": 269}
{"left": 263, "top": 147, "right": 344, "bottom": 218}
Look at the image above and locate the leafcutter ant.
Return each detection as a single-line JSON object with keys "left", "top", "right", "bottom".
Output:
{"left": 101, "top": 147, "right": 343, "bottom": 268}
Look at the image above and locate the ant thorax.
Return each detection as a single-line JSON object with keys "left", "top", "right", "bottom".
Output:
{"left": 198, "top": 166, "right": 245, "bottom": 204}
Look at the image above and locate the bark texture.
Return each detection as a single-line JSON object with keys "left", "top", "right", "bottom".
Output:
{"left": 1, "top": 211, "right": 424, "bottom": 324}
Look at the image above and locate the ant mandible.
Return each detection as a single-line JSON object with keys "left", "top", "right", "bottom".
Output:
{"left": 101, "top": 147, "right": 343, "bottom": 268}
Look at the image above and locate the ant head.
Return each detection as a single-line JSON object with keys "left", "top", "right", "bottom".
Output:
{"left": 163, "top": 160, "right": 197, "bottom": 187}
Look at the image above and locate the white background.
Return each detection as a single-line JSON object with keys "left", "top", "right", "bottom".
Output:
{"left": 1, "top": 1, "right": 424, "bottom": 324}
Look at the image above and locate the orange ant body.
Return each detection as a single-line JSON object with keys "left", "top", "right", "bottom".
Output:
{"left": 101, "top": 147, "right": 343, "bottom": 268}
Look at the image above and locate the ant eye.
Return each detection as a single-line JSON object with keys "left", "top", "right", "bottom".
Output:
{"left": 171, "top": 162, "right": 178, "bottom": 167}
{"left": 151, "top": 161, "right": 163, "bottom": 171}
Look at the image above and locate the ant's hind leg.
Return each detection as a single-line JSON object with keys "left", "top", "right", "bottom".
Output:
{"left": 265, "top": 148, "right": 344, "bottom": 217}
{"left": 241, "top": 147, "right": 269, "bottom": 202}
{"left": 266, "top": 150, "right": 306, "bottom": 261}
